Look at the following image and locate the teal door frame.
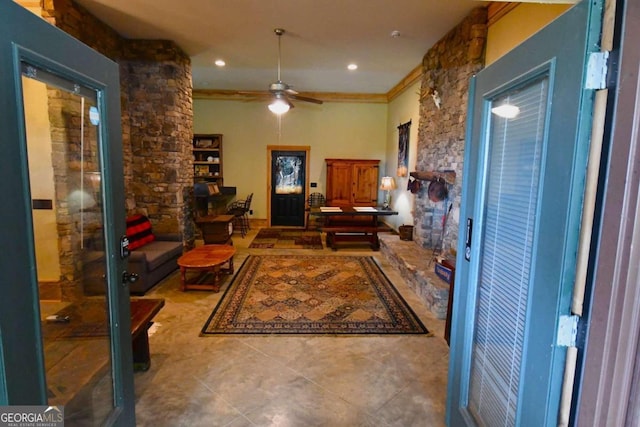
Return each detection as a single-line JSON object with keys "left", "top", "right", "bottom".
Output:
{"left": 447, "top": 1, "right": 603, "bottom": 425}
{"left": 0, "top": 1, "right": 134, "bottom": 423}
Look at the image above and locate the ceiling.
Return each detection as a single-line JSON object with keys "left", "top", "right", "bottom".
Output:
{"left": 72, "top": 0, "right": 486, "bottom": 96}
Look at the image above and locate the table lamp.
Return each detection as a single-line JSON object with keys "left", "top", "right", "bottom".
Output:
{"left": 380, "top": 176, "right": 396, "bottom": 209}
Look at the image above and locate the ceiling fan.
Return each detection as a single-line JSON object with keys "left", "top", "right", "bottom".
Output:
{"left": 266, "top": 28, "right": 323, "bottom": 114}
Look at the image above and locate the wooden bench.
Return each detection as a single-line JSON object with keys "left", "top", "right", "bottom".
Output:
{"left": 43, "top": 298, "right": 164, "bottom": 410}
{"left": 130, "top": 298, "right": 165, "bottom": 371}
{"left": 322, "top": 223, "right": 391, "bottom": 251}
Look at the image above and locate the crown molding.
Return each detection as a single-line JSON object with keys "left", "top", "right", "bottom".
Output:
{"left": 387, "top": 64, "right": 423, "bottom": 102}
{"left": 193, "top": 63, "right": 422, "bottom": 105}
{"left": 487, "top": 2, "right": 519, "bottom": 26}
{"left": 192, "top": 89, "right": 388, "bottom": 104}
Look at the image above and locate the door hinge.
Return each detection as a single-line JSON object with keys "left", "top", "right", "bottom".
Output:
{"left": 557, "top": 315, "right": 579, "bottom": 347}
{"left": 585, "top": 51, "right": 610, "bottom": 90}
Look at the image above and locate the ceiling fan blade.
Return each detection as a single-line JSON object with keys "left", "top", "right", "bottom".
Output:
{"left": 289, "top": 93, "right": 323, "bottom": 105}
{"left": 283, "top": 95, "right": 295, "bottom": 109}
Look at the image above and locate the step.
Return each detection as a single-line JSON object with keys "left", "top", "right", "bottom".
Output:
{"left": 379, "top": 234, "right": 450, "bottom": 319}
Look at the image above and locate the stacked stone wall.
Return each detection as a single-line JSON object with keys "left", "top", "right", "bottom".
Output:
{"left": 122, "top": 41, "right": 193, "bottom": 232}
{"left": 36, "top": 0, "right": 194, "bottom": 298}
{"left": 414, "top": 7, "right": 487, "bottom": 254}
{"left": 42, "top": 0, "right": 193, "bottom": 236}
{"left": 47, "top": 88, "right": 102, "bottom": 301}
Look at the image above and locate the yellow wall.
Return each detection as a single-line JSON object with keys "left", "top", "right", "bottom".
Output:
{"left": 385, "top": 81, "right": 421, "bottom": 230}
{"left": 196, "top": 3, "right": 572, "bottom": 228}
{"left": 485, "top": 3, "right": 572, "bottom": 65}
{"left": 23, "top": 77, "right": 61, "bottom": 281}
{"left": 194, "top": 99, "right": 388, "bottom": 220}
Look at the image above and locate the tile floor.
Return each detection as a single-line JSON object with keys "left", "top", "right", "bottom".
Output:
{"left": 134, "top": 228, "right": 450, "bottom": 427}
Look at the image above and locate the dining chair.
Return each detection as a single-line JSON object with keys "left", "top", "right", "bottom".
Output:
{"left": 226, "top": 193, "right": 253, "bottom": 237}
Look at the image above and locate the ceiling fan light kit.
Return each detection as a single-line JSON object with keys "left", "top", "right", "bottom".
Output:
{"left": 267, "top": 28, "right": 323, "bottom": 115}
{"left": 268, "top": 93, "right": 290, "bottom": 115}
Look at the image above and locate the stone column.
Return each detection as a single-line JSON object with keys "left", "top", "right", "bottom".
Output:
{"left": 414, "top": 7, "right": 487, "bottom": 253}
{"left": 121, "top": 40, "right": 194, "bottom": 236}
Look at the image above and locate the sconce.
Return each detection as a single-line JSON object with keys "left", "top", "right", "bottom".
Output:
{"left": 380, "top": 176, "right": 397, "bottom": 209}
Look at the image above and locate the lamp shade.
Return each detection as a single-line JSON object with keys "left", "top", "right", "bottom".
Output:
{"left": 268, "top": 94, "right": 290, "bottom": 115}
{"left": 380, "top": 176, "right": 396, "bottom": 191}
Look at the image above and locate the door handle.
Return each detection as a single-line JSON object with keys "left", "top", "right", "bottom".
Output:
{"left": 465, "top": 218, "right": 473, "bottom": 261}
{"left": 122, "top": 271, "right": 139, "bottom": 285}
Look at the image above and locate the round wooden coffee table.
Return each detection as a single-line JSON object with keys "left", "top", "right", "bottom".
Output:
{"left": 177, "top": 244, "right": 236, "bottom": 292}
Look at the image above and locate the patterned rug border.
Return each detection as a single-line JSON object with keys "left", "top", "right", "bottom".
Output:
{"left": 248, "top": 227, "right": 323, "bottom": 250}
{"left": 200, "top": 255, "right": 429, "bottom": 336}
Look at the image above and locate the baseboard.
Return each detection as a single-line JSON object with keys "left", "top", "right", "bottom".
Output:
{"left": 249, "top": 218, "right": 268, "bottom": 229}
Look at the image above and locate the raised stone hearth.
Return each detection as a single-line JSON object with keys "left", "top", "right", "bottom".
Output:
{"left": 379, "top": 234, "right": 450, "bottom": 320}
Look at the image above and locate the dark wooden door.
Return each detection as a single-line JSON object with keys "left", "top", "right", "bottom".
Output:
{"left": 271, "top": 151, "right": 306, "bottom": 226}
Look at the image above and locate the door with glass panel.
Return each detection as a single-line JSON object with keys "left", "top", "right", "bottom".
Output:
{"left": 447, "top": 1, "right": 601, "bottom": 426}
{"left": 271, "top": 150, "right": 307, "bottom": 227}
{"left": 0, "top": 2, "right": 134, "bottom": 425}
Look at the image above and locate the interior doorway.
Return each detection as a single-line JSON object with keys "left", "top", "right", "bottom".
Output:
{"left": 267, "top": 146, "right": 310, "bottom": 227}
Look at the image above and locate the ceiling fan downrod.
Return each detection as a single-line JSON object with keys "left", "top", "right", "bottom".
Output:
{"left": 274, "top": 28, "right": 285, "bottom": 82}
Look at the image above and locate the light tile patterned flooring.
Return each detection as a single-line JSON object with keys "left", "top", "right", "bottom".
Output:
{"left": 135, "top": 228, "right": 449, "bottom": 426}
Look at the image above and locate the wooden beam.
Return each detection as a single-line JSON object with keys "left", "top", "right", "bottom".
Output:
{"left": 487, "top": 2, "right": 520, "bottom": 27}
{"left": 409, "top": 170, "right": 456, "bottom": 185}
{"left": 192, "top": 89, "right": 387, "bottom": 104}
{"left": 15, "top": 1, "right": 41, "bottom": 8}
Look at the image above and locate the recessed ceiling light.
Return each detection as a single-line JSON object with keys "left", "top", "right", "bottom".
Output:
{"left": 390, "top": 30, "right": 401, "bottom": 38}
{"left": 347, "top": 63, "right": 358, "bottom": 71}
{"left": 214, "top": 59, "right": 226, "bottom": 67}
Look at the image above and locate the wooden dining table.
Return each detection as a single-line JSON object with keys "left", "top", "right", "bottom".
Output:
{"left": 309, "top": 206, "right": 398, "bottom": 250}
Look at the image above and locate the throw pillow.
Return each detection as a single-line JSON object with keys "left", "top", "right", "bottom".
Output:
{"left": 126, "top": 214, "right": 155, "bottom": 250}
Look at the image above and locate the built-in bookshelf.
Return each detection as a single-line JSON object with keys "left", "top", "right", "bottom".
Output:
{"left": 193, "top": 134, "right": 223, "bottom": 185}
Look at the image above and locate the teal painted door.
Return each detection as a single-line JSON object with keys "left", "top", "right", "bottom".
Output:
{"left": 0, "top": 2, "right": 135, "bottom": 425}
{"left": 447, "top": 2, "right": 602, "bottom": 426}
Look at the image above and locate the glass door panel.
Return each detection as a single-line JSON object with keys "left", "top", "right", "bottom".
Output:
{"left": 23, "top": 69, "right": 114, "bottom": 425}
{"left": 468, "top": 77, "right": 548, "bottom": 426}
{"left": 271, "top": 151, "right": 306, "bottom": 226}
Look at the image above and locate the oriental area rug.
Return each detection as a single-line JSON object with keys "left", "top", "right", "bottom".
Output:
{"left": 248, "top": 227, "right": 323, "bottom": 250}
{"left": 201, "top": 255, "right": 428, "bottom": 335}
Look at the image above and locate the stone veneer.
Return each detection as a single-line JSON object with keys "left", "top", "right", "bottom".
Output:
{"left": 380, "top": 8, "right": 487, "bottom": 319}
{"left": 39, "top": 0, "right": 193, "bottom": 298}
{"left": 42, "top": 0, "right": 194, "bottom": 234}
{"left": 413, "top": 7, "right": 487, "bottom": 254}
{"left": 46, "top": 88, "right": 102, "bottom": 301}
{"left": 379, "top": 235, "right": 449, "bottom": 319}
{"left": 120, "top": 41, "right": 193, "bottom": 234}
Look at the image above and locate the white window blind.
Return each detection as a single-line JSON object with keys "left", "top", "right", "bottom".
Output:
{"left": 468, "top": 76, "right": 549, "bottom": 426}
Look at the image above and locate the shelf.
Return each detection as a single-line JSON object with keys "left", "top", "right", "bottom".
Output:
{"left": 409, "top": 170, "right": 456, "bottom": 184}
{"left": 193, "top": 134, "right": 223, "bottom": 186}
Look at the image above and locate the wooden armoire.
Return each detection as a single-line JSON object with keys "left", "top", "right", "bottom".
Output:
{"left": 325, "top": 159, "right": 379, "bottom": 207}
